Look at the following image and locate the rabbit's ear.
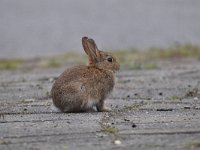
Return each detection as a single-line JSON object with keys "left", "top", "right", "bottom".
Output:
{"left": 82, "top": 37, "right": 98, "bottom": 64}
{"left": 88, "top": 38, "right": 101, "bottom": 59}
{"left": 82, "top": 37, "right": 90, "bottom": 55}
{"left": 87, "top": 38, "right": 97, "bottom": 52}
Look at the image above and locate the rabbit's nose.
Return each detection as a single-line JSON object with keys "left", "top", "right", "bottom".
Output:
{"left": 115, "top": 62, "right": 120, "bottom": 71}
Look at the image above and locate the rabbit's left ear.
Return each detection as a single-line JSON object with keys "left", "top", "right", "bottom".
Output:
{"left": 82, "top": 37, "right": 91, "bottom": 56}
{"left": 82, "top": 37, "right": 101, "bottom": 64}
{"left": 82, "top": 37, "right": 97, "bottom": 64}
{"left": 87, "top": 38, "right": 101, "bottom": 60}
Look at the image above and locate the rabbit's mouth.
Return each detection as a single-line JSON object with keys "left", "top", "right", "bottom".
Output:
{"left": 105, "top": 69, "right": 116, "bottom": 74}
{"left": 111, "top": 66, "right": 120, "bottom": 73}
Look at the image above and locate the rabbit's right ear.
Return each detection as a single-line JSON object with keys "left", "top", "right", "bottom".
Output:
{"left": 82, "top": 37, "right": 97, "bottom": 64}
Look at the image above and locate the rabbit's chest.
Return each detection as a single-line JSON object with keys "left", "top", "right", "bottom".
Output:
{"left": 97, "top": 76, "right": 115, "bottom": 97}
{"left": 79, "top": 71, "right": 115, "bottom": 99}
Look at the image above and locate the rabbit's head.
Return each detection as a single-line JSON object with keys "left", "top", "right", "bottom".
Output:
{"left": 82, "top": 37, "right": 120, "bottom": 72}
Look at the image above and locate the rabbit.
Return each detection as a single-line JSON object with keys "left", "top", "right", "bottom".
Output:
{"left": 51, "top": 36, "right": 120, "bottom": 113}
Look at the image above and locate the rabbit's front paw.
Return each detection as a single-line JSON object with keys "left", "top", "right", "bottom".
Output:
{"left": 101, "top": 107, "right": 111, "bottom": 112}
{"left": 97, "top": 103, "right": 111, "bottom": 112}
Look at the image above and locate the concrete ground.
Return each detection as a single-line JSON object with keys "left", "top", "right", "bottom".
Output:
{"left": 0, "top": 58, "right": 200, "bottom": 150}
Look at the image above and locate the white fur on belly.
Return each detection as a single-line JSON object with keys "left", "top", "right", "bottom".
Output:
{"left": 87, "top": 100, "right": 97, "bottom": 108}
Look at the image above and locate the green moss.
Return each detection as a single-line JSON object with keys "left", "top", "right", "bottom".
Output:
{"left": 185, "top": 141, "right": 200, "bottom": 148}
{"left": 0, "top": 140, "right": 11, "bottom": 145}
{"left": 63, "top": 51, "right": 80, "bottom": 58}
{"left": 63, "top": 52, "right": 86, "bottom": 62}
{"left": 170, "top": 96, "right": 182, "bottom": 101}
{"left": 47, "top": 58, "right": 61, "bottom": 67}
{"left": 147, "top": 44, "right": 200, "bottom": 59}
{"left": 20, "top": 99, "right": 34, "bottom": 104}
{"left": 1, "top": 44, "right": 199, "bottom": 70}
{"left": 113, "top": 44, "right": 200, "bottom": 70}
{"left": 54, "top": 146, "right": 68, "bottom": 150}
{"left": 0, "top": 59, "right": 23, "bottom": 70}
{"left": 143, "top": 63, "right": 159, "bottom": 69}
{"left": 144, "top": 144, "right": 166, "bottom": 148}
{"left": 61, "top": 146, "right": 68, "bottom": 150}
{"left": 48, "top": 52, "right": 86, "bottom": 67}
{"left": 101, "top": 127, "right": 119, "bottom": 134}
{"left": 126, "top": 61, "right": 159, "bottom": 70}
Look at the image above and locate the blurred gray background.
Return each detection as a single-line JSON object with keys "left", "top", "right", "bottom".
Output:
{"left": 0, "top": 0, "right": 200, "bottom": 58}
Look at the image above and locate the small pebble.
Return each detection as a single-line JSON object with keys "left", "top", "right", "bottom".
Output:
{"left": 124, "top": 118, "right": 130, "bottom": 122}
{"left": 156, "top": 108, "right": 173, "bottom": 111}
{"left": 103, "top": 122, "right": 111, "bottom": 127}
{"left": 114, "top": 140, "right": 122, "bottom": 145}
{"left": 54, "top": 124, "right": 58, "bottom": 127}
{"left": 132, "top": 123, "right": 137, "bottom": 128}
{"left": 48, "top": 78, "right": 54, "bottom": 82}
{"left": 194, "top": 97, "right": 198, "bottom": 100}
{"left": 105, "top": 115, "right": 109, "bottom": 118}
{"left": 184, "top": 106, "right": 191, "bottom": 109}
{"left": 23, "top": 99, "right": 35, "bottom": 103}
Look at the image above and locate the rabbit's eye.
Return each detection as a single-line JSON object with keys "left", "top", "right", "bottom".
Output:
{"left": 107, "top": 57, "right": 113, "bottom": 62}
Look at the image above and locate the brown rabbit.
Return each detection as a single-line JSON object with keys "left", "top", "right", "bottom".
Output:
{"left": 51, "top": 37, "right": 120, "bottom": 112}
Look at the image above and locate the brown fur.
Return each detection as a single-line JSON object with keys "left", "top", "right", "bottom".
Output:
{"left": 51, "top": 37, "right": 120, "bottom": 112}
